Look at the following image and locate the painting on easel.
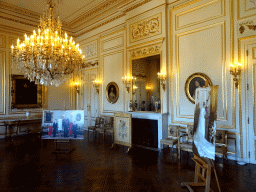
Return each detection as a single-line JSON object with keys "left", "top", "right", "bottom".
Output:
{"left": 192, "top": 85, "right": 219, "bottom": 162}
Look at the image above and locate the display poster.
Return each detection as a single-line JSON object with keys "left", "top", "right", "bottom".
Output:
{"left": 42, "top": 110, "right": 84, "bottom": 139}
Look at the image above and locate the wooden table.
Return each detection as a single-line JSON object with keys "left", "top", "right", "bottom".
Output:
{"left": 1, "top": 118, "right": 42, "bottom": 140}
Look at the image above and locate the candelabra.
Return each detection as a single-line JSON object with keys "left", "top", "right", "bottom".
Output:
{"left": 157, "top": 71, "right": 166, "bottom": 91}
{"left": 230, "top": 62, "right": 241, "bottom": 89}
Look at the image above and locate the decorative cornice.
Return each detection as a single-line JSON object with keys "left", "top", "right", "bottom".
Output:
{"left": 0, "top": 1, "right": 40, "bottom": 18}
{"left": 68, "top": 0, "right": 119, "bottom": 27}
{"left": 0, "top": 15, "right": 38, "bottom": 28}
{"left": 75, "top": 13, "right": 125, "bottom": 37}
{"left": 130, "top": 43, "right": 162, "bottom": 59}
{"left": 123, "top": 0, "right": 152, "bottom": 13}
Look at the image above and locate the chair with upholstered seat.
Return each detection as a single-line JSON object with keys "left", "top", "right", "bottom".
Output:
{"left": 103, "top": 117, "right": 114, "bottom": 143}
{"left": 87, "top": 117, "right": 102, "bottom": 141}
{"left": 160, "top": 125, "right": 179, "bottom": 157}
{"left": 177, "top": 125, "right": 194, "bottom": 160}
{"left": 95, "top": 116, "right": 113, "bottom": 142}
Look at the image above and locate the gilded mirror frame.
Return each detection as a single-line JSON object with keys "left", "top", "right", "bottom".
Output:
{"left": 185, "top": 72, "right": 212, "bottom": 104}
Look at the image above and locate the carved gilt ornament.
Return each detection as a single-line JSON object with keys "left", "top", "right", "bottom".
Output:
{"left": 130, "top": 13, "right": 162, "bottom": 43}
{"left": 239, "top": 20, "right": 256, "bottom": 34}
{"left": 130, "top": 43, "right": 162, "bottom": 59}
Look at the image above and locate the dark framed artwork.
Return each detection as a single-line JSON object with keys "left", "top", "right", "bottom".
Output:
{"left": 11, "top": 75, "right": 42, "bottom": 109}
{"left": 44, "top": 111, "right": 53, "bottom": 123}
{"left": 185, "top": 73, "right": 212, "bottom": 104}
{"left": 106, "top": 82, "right": 119, "bottom": 104}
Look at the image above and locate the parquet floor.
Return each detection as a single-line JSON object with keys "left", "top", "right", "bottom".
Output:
{"left": 0, "top": 133, "right": 255, "bottom": 192}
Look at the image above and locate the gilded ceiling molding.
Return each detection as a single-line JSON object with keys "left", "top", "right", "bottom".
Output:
{"left": 0, "top": 1, "right": 40, "bottom": 18}
{"left": 0, "top": 15, "right": 38, "bottom": 28}
{"left": 68, "top": 0, "right": 119, "bottom": 27}
{"left": 71, "top": 0, "right": 152, "bottom": 34}
{"left": 123, "top": 0, "right": 152, "bottom": 13}
{"left": 81, "top": 61, "right": 99, "bottom": 69}
{"left": 76, "top": 14, "right": 125, "bottom": 37}
{"left": 130, "top": 43, "right": 162, "bottom": 59}
{"left": 130, "top": 13, "right": 162, "bottom": 43}
{"left": 239, "top": 20, "right": 256, "bottom": 34}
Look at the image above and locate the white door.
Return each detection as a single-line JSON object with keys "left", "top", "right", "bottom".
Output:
{"left": 246, "top": 43, "right": 256, "bottom": 164}
{"left": 81, "top": 69, "right": 99, "bottom": 129}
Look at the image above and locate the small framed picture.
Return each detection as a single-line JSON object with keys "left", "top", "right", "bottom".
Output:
{"left": 185, "top": 73, "right": 212, "bottom": 104}
{"left": 106, "top": 82, "right": 119, "bottom": 104}
{"left": 44, "top": 111, "right": 53, "bottom": 123}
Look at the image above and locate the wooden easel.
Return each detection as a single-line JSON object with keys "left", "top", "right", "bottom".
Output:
{"left": 52, "top": 139, "right": 75, "bottom": 154}
{"left": 181, "top": 154, "right": 221, "bottom": 192}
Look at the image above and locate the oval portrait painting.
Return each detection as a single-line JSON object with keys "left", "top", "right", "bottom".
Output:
{"left": 106, "top": 82, "right": 119, "bottom": 104}
{"left": 185, "top": 73, "right": 212, "bottom": 104}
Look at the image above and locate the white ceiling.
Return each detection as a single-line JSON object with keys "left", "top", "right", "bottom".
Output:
{"left": 1, "top": 0, "right": 106, "bottom": 23}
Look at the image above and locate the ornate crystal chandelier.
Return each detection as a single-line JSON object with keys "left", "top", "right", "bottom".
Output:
{"left": 11, "top": 0, "right": 85, "bottom": 86}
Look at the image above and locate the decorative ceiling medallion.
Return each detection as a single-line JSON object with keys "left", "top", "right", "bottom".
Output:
{"left": 130, "top": 13, "right": 162, "bottom": 43}
{"left": 130, "top": 43, "right": 161, "bottom": 59}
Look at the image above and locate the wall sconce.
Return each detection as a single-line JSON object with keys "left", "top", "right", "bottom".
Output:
{"left": 72, "top": 82, "right": 80, "bottom": 94}
{"left": 132, "top": 85, "right": 138, "bottom": 95}
{"left": 92, "top": 80, "right": 101, "bottom": 94}
{"left": 122, "top": 76, "right": 136, "bottom": 93}
{"left": 230, "top": 62, "right": 241, "bottom": 89}
{"left": 157, "top": 71, "right": 166, "bottom": 91}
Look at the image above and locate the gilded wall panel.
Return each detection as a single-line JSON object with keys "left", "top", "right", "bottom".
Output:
{"left": 176, "top": 23, "right": 228, "bottom": 123}
{"left": 102, "top": 34, "right": 124, "bottom": 53}
{"left": 129, "top": 13, "right": 162, "bottom": 43}
{"left": 176, "top": 0, "right": 224, "bottom": 30}
{"left": 102, "top": 50, "right": 124, "bottom": 113}
{"left": 0, "top": 35, "right": 6, "bottom": 48}
{"left": 238, "top": 0, "right": 256, "bottom": 19}
{"left": 0, "top": 51, "right": 6, "bottom": 115}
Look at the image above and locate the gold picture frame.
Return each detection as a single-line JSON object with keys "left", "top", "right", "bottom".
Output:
{"left": 106, "top": 82, "right": 119, "bottom": 104}
{"left": 11, "top": 75, "right": 42, "bottom": 109}
{"left": 185, "top": 73, "right": 212, "bottom": 104}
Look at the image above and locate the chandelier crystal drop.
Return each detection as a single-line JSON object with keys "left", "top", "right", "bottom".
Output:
{"left": 11, "top": 0, "right": 85, "bottom": 86}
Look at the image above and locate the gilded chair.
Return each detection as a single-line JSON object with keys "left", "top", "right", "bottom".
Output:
{"left": 88, "top": 117, "right": 102, "bottom": 141}
{"left": 160, "top": 125, "right": 179, "bottom": 156}
{"left": 178, "top": 125, "right": 194, "bottom": 160}
{"left": 215, "top": 130, "right": 228, "bottom": 165}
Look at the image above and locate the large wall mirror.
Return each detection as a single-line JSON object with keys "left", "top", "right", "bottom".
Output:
{"left": 132, "top": 54, "right": 160, "bottom": 112}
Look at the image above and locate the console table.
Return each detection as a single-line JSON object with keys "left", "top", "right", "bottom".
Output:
{"left": 1, "top": 117, "right": 42, "bottom": 139}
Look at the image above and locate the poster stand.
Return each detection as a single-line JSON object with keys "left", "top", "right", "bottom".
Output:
{"left": 52, "top": 139, "right": 75, "bottom": 154}
{"left": 181, "top": 154, "right": 221, "bottom": 192}
{"left": 111, "top": 112, "right": 132, "bottom": 153}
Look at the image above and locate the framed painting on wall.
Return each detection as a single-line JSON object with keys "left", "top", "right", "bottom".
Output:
{"left": 11, "top": 75, "right": 42, "bottom": 109}
{"left": 106, "top": 82, "right": 119, "bottom": 104}
{"left": 185, "top": 73, "right": 212, "bottom": 104}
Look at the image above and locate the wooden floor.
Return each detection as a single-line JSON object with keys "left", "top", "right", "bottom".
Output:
{"left": 0, "top": 133, "right": 256, "bottom": 192}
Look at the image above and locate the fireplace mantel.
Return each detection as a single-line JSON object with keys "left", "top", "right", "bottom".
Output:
{"left": 128, "top": 112, "right": 168, "bottom": 149}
